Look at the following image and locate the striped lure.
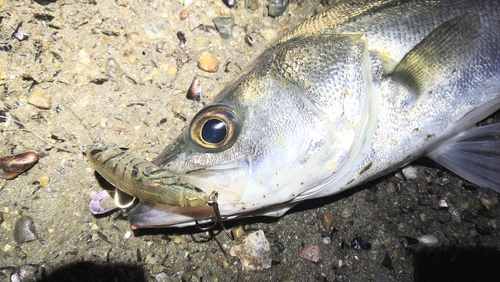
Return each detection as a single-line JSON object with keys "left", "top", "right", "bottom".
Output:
{"left": 87, "top": 146, "right": 208, "bottom": 208}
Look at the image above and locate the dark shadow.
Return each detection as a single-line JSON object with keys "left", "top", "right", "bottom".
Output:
{"left": 32, "top": 0, "right": 57, "bottom": 5}
{"left": 43, "top": 261, "right": 146, "bottom": 282}
{"left": 413, "top": 246, "right": 500, "bottom": 282}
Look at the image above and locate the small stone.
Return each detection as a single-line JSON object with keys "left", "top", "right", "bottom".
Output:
{"left": 10, "top": 264, "right": 42, "bottom": 282}
{"left": 39, "top": 176, "right": 50, "bottom": 187}
{"left": 212, "top": 17, "right": 235, "bottom": 39}
{"left": 479, "top": 196, "right": 497, "bottom": 210}
{"left": 298, "top": 243, "right": 322, "bottom": 263}
{"left": 340, "top": 207, "right": 352, "bottom": 219}
{"left": 259, "top": 28, "right": 278, "bottom": 42}
{"left": 179, "top": 10, "right": 189, "bottom": 21}
{"left": 268, "top": 0, "right": 289, "bottom": 17}
{"left": 198, "top": 53, "right": 219, "bottom": 72}
{"left": 13, "top": 216, "right": 39, "bottom": 244}
{"left": 402, "top": 166, "right": 418, "bottom": 179}
{"left": 417, "top": 234, "right": 438, "bottom": 245}
{"left": 246, "top": 0, "right": 259, "bottom": 11}
{"left": 27, "top": 90, "right": 51, "bottom": 109}
{"left": 172, "top": 236, "right": 183, "bottom": 245}
{"left": 126, "top": 32, "right": 142, "bottom": 46}
{"left": 321, "top": 212, "right": 334, "bottom": 232}
{"left": 229, "top": 230, "right": 272, "bottom": 271}
{"left": 233, "top": 226, "right": 245, "bottom": 239}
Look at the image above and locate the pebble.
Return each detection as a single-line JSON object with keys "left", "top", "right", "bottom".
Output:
{"left": 39, "top": 176, "right": 50, "bottom": 187}
{"left": 13, "top": 216, "right": 39, "bottom": 244}
{"left": 232, "top": 226, "right": 245, "bottom": 239}
{"left": 106, "top": 58, "right": 124, "bottom": 81}
{"left": 479, "top": 195, "right": 497, "bottom": 210}
{"left": 27, "top": 90, "right": 51, "bottom": 109}
{"left": 0, "top": 151, "right": 39, "bottom": 180}
{"left": 179, "top": 10, "right": 189, "bottom": 21}
{"left": 229, "top": 230, "right": 272, "bottom": 271}
{"left": 298, "top": 243, "right": 322, "bottom": 263}
{"left": 268, "top": 0, "right": 289, "bottom": 17}
{"left": 10, "top": 264, "right": 41, "bottom": 282}
{"left": 246, "top": 0, "right": 259, "bottom": 11}
{"left": 340, "top": 207, "right": 353, "bottom": 219}
{"left": 321, "top": 212, "right": 334, "bottom": 232}
{"left": 212, "top": 17, "right": 235, "bottom": 39}
{"left": 126, "top": 32, "right": 142, "bottom": 46}
{"left": 402, "top": 166, "right": 418, "bottom": 179}
{"left": 417, "top": 234, "right": 438, "bottom": 245}
{"left": 259, "top": 28, "right": 278, "bottom": 42}
{"left": 198, "top": 52, "right": 219, "bottom": 72}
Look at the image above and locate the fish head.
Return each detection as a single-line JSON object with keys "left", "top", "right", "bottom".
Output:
{"left": 134, "top": 33, "right": 377, "bottom": 227}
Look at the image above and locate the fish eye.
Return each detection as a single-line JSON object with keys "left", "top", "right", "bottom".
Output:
{"left": 189, "top": 104, "right": 240, "bottom": 150}
{"left": 201, "top": 119, "right": 227, "bottom": 144}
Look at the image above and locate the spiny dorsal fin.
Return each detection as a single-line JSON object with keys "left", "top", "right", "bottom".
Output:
{"left": 391, "top": 13, "right": 481, "bottom": 95}
{"left": 276, "top": 0, "right": 395, "bottom": 45}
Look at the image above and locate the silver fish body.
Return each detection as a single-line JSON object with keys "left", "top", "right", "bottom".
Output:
{"left": 91, "top": 0, "right": 500, "bottom": 228}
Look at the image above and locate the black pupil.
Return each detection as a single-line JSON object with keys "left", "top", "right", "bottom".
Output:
{"left": 201, "top": 119, "right": 226, "bottom": 143}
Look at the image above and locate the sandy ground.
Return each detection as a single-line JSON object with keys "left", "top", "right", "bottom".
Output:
{"left": 1, "top": 0, "right": 500, "bottom": 281}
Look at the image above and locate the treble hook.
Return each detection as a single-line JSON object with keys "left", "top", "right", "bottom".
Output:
{"left": 195, "top": 191, "right": 234, "bottom": 240}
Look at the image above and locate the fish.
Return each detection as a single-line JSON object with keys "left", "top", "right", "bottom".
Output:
{"left": 88, "top": 0, "right": 500, "bottom": 229}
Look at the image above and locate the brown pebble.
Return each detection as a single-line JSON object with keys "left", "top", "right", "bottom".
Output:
{"left": 298, "top": 243, "right": 322, "bottom": 263}
{"left": 126, "top": 32, "right": 142, "bottom": 46}
{"left": 232, "top": 226, "right": 245, "bottom": 239}
{"left": 321, "top": 212, "right": 334, "bottom": 232}
{"left": 13, "top": 216, "right": 39, "bottom": 244}
{"left": 0, "top": 151, "right": 39, "bottom": 180}
{"left": 479, "top": 196, "right": 498, "bottom": 210}
{"left": 27, "top": 90, "right": 51, "bottom": 109}
{"left": 198, "top": 52, "right": 219, "bottom": 72}
{"left": 179, "top": 10, "right": 189, "bottom": 21}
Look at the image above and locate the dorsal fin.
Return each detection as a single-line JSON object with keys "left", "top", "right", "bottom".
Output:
{"left": 391, "top": 13, "right": 481, "bottom": 95}
{"left": 276, "top": 0, "right": 395, "bottom": 44}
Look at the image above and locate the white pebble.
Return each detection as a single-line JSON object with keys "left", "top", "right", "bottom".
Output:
{"left": 259, "top": 28, "right": 278, "bottom": 42}
{"left": 417, "top": 234, "right": 438, "bottom": 245}
{"left": 402, "top": 166, "right": 418, "bottom": 179}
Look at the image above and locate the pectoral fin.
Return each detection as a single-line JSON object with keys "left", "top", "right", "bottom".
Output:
{"left": 391, "top": 14, "right": 480, "bottom": 95}
{"left": 427, "top": 123, "right": 500, "bottom": 191}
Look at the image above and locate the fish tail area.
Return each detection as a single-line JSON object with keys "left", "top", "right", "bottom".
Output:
{"left": 427, "top": 123, "right": 500, "bottom": 191}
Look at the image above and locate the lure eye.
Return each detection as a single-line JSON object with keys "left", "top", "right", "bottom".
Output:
{"left": 189, "top": 104, "right": 240, "bottom": 150}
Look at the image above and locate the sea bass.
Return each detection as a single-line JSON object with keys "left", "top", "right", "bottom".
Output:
{"left": 88, "top": 0, "right": 500, "bottom": 229}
